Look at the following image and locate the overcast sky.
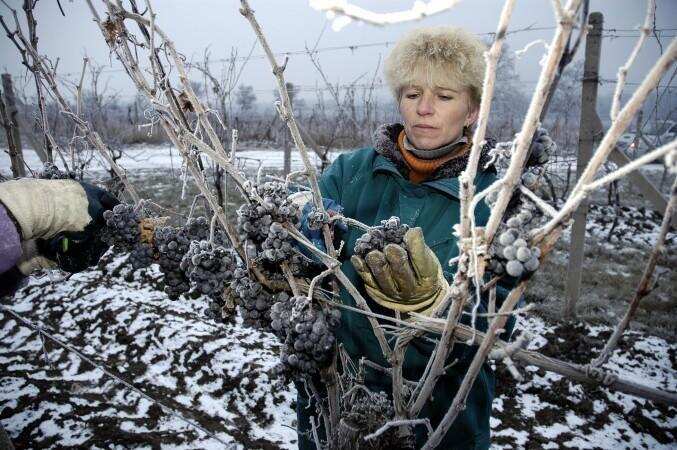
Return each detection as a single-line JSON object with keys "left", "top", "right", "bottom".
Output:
{"left": 1, "top": 0, "right": 675, "bottom": 105}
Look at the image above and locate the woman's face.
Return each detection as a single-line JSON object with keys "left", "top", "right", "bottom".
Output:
{"left": 399, "top": 84, "right": 478, "bottom": 150}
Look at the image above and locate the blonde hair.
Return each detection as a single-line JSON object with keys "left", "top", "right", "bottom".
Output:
{"left": 384, "top": 26, "right": 487, "bottom": 108}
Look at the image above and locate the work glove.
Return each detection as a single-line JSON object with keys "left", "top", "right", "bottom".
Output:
{"left": 351, "top": 227, "right": 448, "bottom": 315}
{"left": 0, "top": 178, "right": 120, "bottom": 273}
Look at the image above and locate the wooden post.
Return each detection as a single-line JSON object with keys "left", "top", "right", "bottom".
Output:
{"left": 564, "top": 12, "right": 603, "bottom": 319}
{"left": 631, "top": 109, "right": 643, "bottom": 158}
{"left": 283, "top": 129, "right": 291, "bottom": 176}
{"left": 1, "top": 74, "right": 27, "bottom": 176}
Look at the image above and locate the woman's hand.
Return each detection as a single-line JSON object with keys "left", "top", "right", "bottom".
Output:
{"left": 0, "top": 179, "right": 120, "bottom": 273}
{"left": 351, "top": 227, "right": 448, "bottom": 315}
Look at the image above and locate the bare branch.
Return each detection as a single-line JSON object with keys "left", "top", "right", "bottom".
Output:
{"left": 309, "top": 0, "right": 462, "bottom": 29}
{"left": 610, "top": 0, "right": 655, "bottom": 121}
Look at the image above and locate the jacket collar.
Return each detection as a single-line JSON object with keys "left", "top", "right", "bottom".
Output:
{"left": 371, "top": 123, "right": 496, "bottom": 186}
{"left": 372, "top": 154, "right": 494, "bottom": 199}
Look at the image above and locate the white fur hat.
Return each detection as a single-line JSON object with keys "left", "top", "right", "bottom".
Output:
{"left": 384, "top": 26, "right": 487, "bottom": 106}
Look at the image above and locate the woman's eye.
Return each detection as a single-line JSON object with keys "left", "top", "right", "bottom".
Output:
{"left": 406, "top": 93, "right": 420, "bottom": 99}
{"left": 438, "top": 95, "right": 453, "bottom": 101}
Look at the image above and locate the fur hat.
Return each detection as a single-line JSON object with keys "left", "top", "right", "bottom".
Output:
{"left": 384, "top": 26, "right": 487, "bottom": 107}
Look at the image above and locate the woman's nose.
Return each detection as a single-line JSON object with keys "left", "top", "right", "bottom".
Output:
{"left": 416, "top": 94, "right": 434, "bottom": 116}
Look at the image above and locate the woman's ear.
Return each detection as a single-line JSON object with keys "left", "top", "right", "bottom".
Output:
{"left": 465, "top": 105, "right": 480, "bottom": 127}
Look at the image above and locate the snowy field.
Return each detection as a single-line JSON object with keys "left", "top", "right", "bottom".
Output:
{"left": 0, "top": 146, "right": 335, "bottom": 176}
{"left": 1, "top": 253, "right": 675, "bottom": 449}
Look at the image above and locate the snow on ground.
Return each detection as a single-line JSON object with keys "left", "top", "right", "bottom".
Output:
{"left": 1, "top": 252, "right": 675, "bottom": 449}
{"left": 0, "top": 253, "right": 297, "bottom": 449}
{"left": 559, "top": 202, "right": 676, "bottom": 251}
{"left": 0, "top": 146, "right": 337, "bottom": 175}
{"left": 491, "top": 316, "right": 676, "bottom": 450}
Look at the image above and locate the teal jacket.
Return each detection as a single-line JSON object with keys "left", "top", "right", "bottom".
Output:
{"left": 297, "top": 147, "right": 513, "bottom": 449}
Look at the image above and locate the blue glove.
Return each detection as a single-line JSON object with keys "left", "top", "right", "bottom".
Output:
{"left": 298, "top": 198, "right": 346, "bottom": 255}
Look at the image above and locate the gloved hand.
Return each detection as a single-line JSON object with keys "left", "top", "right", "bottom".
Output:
{"left": 0, "top": 178, "right": 120, "bottom": 273}
{"left": 351, "top": 227, "right": 448, "bottom": 315}
{"left": 290, "top": 191, "right": 346, "bottom": 254}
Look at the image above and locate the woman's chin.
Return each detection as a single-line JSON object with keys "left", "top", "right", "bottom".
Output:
{"left": 410, "top": 136, "right": 444, "bottom": 151}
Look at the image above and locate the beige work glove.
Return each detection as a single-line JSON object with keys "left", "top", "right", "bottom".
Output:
{"left": 0, "top": 179, "right": 97, "bottom": 240}
{"left": 351, "top": 227, "right": 448, "bottom": 315}
{"left": 0, "top": 178, "right": 120, "bottom": 273}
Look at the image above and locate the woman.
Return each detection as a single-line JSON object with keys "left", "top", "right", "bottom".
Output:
{"left": 296, "top": 26, "right": 537, "bottom": 449}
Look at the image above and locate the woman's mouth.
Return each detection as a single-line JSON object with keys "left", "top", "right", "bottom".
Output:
{"left": 413, "top": 124, "right": 438, "bottom": 134}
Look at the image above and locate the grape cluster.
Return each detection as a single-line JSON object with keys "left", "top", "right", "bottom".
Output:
{"left": 184, "top": 216, "right": 210, "bottom": 241}
{"left": 277, "top": 302, "right": 341, "bottom": 378}
{"left": 270, "top": 292, "right": 295, "bottom": 339}
{"left": 485, "top": 129, "right": 552, "bottom": 210}
{"left": 38, "top": 162, "right": 73, "bottom": 180}
{"left": 154, "top": 217, "right": 210, "bottom": 299}
{"left": 129, "top": 243, "right": 154, "bottom": 269}
{"left": 260, "top": 222, "right": 294, "bottom": 263}
{"left": 521, "top": 166, "right": 543, "bottom": 190}
{"left": 339, "top": 390, "right": 399, "bottom": 450}
{"left": 236, "top": 203, "right": 273, "bottom": 241}
{"left": 527, "top": 127, "right": 555, "bottom": 166}
{"left": 488, "top": 204, "right": 541, "bottom": 279}
{"left": 287, "top": 252, "right": 324, "bottom": 277}
{"left": 259, "top": 181, "right": 300, "bottom": 223}
{"left": 102, "top": 203, "right": 141, "bottom": 251}
{"left": 154, "top": 226, "right": 190, "bottom": 298}
{"left": 354, "top": 216, "right": 409, "bottom": 256}
{"left": 237, "top": 182, "right": 299, "bottom": 240}
{"left": 180, "top": 240, "right": 238, "bottom": 299}
{"left": 230, "top": 267, "right": 275, "bottom": 329}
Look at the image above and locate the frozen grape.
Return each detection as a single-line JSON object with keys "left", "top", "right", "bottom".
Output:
{"left": 513, "top": 238, "right": 527, "bottom": 248}
{"left": 516, "top": 247, "right": 531, "bottom": 262}
{"left": 506, "top": 260, "right": 524, "bottom": 278}
{"left": 502, "top": 245, "right": 516, "bottom": 260}
{"left": 231, "top": 267, "right": 276, "bottom": 329}
{"left": 276, "top": 301, "right": 341, "bottom": 379}
{"left": 154, "top": 217, "right": 210, "bottom": 299}
{"left": 129, "top": 243, "right": 154, "bottom": 269}
{"left": 524, "top": 257, "right": 540, "bottom": 272}
{"left": 339, "top": 390, "right": 398, "bottom": 450}
{"left": 499, "top": 230, "right": 517, "bottom": 246}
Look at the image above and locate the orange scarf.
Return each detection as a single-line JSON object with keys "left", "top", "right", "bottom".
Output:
{"left": 397, "top": 130, "right": 471, "bottom": 184}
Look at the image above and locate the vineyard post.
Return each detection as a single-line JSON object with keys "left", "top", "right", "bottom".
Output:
{"left": 1, "top": 73, "right": 28, "bottom": 174}
{"left": 564, "top": 12, "right": 603, "bottom": 320}
{"left": 0, "top": 80, "right": 24, "bottom": 177}
{"left": 283, "top": 128, "right": 291, "bottom": 176}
